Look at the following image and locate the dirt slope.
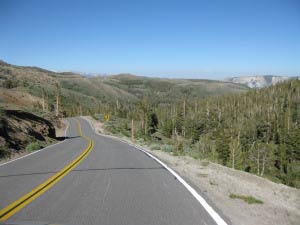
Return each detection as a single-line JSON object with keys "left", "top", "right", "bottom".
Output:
{"left": 0, "top": 110, "right": 56, "bottom": 155}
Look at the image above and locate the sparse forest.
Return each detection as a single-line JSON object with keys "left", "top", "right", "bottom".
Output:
{"left": 97, "top": 80, "right": 300, "bottom": 188}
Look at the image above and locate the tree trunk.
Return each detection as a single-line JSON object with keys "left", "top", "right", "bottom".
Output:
{"left": 257, "top": 149, "right": 260, "bottom": 175}
{"left": 183, "top": 99, "right": 186, "bottom": 119}
{"left": 56, "top": 94, "right": 59, "bottom": 117}
{"left": 42, "top": 89, "right": 45, "bottom": 112}
{"left": 141, "top": 118, "right": 144, "bottom": 130}
{"left": 46, "top": 93, "right": 49, "bottom": 111}
{"left": 55, "top": 82, "right": 61, "bottom": 117}
{"left": 131, "top": 119, "right": 134, "bottom": 142}
{"left": 206, "top": 101, "right": 210, "bottom": 118}
{"left": 232, "top": 141, "right": 235, "bottom": 169}
{"left": 183, "top": 99, "right": 186, "bottom": 137}
{"left": 261, "top": 157, "right": 265, "bottom": 176}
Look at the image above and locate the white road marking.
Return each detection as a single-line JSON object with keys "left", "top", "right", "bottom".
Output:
{"left": 83, "top": 116, "right": 228, "bottom": 225}
{"left": 0, "top": 120, "right": 70, "bottom": 167}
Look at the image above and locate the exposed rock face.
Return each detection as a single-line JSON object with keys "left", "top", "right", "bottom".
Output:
{"left": 225, "top": 75, "right": 293, "bottom": 88}
{"left": 0, "top": 110, "right": 56, "bottom": 153}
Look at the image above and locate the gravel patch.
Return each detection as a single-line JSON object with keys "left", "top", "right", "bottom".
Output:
{"left": 145, "top": 150, "right": 300, "bottom": 225}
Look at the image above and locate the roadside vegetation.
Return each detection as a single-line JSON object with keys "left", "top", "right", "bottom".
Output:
{"left": 95, "top": 80, "right": 300, "bottom": 188}
{"left": 229, "top": 194, "right": 264, "bottom": 204}
{"left": 25, "top": 141, "right": 44, "bottom": 152}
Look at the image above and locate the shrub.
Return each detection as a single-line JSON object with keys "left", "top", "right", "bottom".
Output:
{"left": 149, "top": 143, "right": 161, "bottom": 150}
{"left": 0, "top": 145, "right": 10, "bottom": 158}
{"left": 26, "top": 142, "right": 44, "bottom": 152}
{"left": 3, "top": 79, "right": 18, "bottom": 89}
{"left": 229, "top": 194, "right": 263, "bottom": 204}
{"left": 0, "top": 107, "right": 4, "bottom": 115}
{"left": 174, "top": 142, "right": 184, "bottom": 156}
{"left": 137, "top": 138, "right": 145, "bottom": 145}
{"left": 161, "top": 144, "right": 174, "bottom": 152}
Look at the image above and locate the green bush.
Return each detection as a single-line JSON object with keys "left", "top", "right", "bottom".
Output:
{"left": 149, "top": 143, "right": 161, "bottom": 150}
{"left": 174, "top": 142, "right": 184, "bottom": 156}
{"left": 229, "top": 194, "right": 263, "bottom": 204}
{"left": 0, "top": 107, "right": 4, "bottom": 117}
{"left": 0, "top": 146, "right": 10, "bottom": 158}
{"left": 137, "top": 138, "right": 145, "bottom": 145}
{"left": 161, "top": 144, "right": 174, "bottom": 153}
{"left": 2, "top": 79, "right": 18, "bottom": 89}
{"left": 26, "top": 142, "right": 44, "bottom": 152}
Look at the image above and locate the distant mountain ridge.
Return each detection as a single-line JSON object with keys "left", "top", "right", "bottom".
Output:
{"left": 225, "top": 75, "right": 298, "bottom": 88}
{"left": 0, "top": 60, "right": 248, "bottom": 116}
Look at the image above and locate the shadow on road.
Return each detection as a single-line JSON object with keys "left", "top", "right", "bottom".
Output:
{"left": 56, "top": 136, "right": 80, "bottom": 141}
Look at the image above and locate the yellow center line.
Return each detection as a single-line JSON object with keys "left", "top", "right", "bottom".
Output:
{"left": 0, "top": 119, "right": 94, "bottom": 221}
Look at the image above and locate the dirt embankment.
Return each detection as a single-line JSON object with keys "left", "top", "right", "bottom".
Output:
{"left": 86, "top": 116, "right": 300, "bottom": 225}
{"left": 0, "top": 110, "right": 57, "bottom": 156}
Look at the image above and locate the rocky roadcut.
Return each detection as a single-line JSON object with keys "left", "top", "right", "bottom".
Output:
{"left": 87, "top": 116, "right": 300, "bottom": 225}
{"left": 0, "top": 110, "right": 57, "bottom": 157}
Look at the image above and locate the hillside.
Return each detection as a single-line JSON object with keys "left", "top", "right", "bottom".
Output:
{"left": 0, "top": 60, "right": 248, "bottom": 116}
{"left": 0, "top": 60, "right": 248, "bottom": 158}
{"left": 95, "top": 79, "right": 300, "bottom": 188}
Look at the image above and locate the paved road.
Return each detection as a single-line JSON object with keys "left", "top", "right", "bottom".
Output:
{"left": 0, "top": 118, "right": 224, "bottom": 225}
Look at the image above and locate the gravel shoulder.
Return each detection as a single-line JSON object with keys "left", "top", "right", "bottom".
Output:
{"left": 86, "top": 116, "right": 300, "bottom": 225}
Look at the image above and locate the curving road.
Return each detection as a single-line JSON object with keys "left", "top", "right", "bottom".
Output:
{"left": 0, "top": 118, "right": 227, "bottom": 225}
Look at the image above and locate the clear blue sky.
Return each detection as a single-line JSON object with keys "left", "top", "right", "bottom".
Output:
{"left": 0, "top": 0, "right": 299, "bottom": 79}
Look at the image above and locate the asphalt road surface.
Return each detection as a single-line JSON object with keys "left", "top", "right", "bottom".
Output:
{"left": 0, "top": 118, "right": 226, "bottom": 225}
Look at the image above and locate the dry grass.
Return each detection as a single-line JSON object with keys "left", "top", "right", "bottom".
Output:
{"left": 0, "top": 88, "right": 42, "bottom": 108}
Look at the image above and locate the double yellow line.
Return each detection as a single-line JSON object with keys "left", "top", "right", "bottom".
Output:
{"left": 0, "top": 119, "right": 94, "bottom": 221}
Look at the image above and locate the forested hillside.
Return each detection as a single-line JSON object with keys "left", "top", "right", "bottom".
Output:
{"left": 98, "top": 80, "right": 300, "bottom": 188}
{"left": 0, "top": 60, "right": 247, "bottom": 116}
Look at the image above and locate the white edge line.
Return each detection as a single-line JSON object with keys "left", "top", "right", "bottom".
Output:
{"left": 82, "top": 117, "right": 228, "bottom": 225}
{"left": 0, "top": 119, "right": 70, "bottom": 167}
